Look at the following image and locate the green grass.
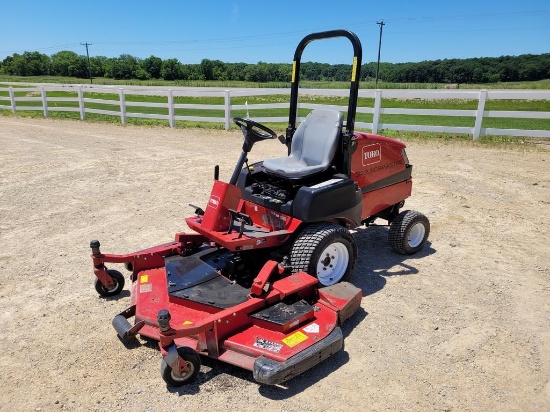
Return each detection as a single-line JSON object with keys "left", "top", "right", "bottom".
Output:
{"left": 1, "top": 82, "right": 549, "bottom": 143}
{"left": 1, "top": 75, "right": 550, "bottom": 90}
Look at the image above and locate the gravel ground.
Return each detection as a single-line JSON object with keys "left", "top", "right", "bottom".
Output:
{"left": 0, "top": 117, "right": 549, "bottom": 412}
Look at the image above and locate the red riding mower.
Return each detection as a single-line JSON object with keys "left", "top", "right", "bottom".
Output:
{"left": 90, "top": 30, "right": 429, "bottom": 387}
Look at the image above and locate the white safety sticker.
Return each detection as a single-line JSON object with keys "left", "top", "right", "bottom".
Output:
{"left": 303, "top": 323, "right": 320, "bottom": 333}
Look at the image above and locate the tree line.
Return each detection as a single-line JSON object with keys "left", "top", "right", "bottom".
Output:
{"left": 1, "top": 50, "right": 549, "bottom": 84}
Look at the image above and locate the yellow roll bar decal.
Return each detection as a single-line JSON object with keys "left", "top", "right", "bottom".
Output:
{"left": 351, "top": 56, "right": 358, "bottom": 82}
{"left": 292, "top": 61, "right": 296, "bottom": 83}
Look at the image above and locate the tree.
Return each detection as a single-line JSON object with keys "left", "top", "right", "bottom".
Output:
{"left": 51, "top": 51, "right": 80, "bottom": 76}
{"left": 142, "top": 56, "right": 162, "bottom": 79}
{"left": 90, "top": 56, "right": 108, "bottom": 78}
{"left": 134, "top": 68, "right": 150, "bottom": 80}
{"left": 1, "top": 48, "right": 549, "bottom": 84}
{"left": 3, "top": 52, "right": 51, "bottom": 76}
{"left": 161, "top": 58, "right": 182, "bottom": 80}
{"left": 67, "top": 56, "right": 89, "bottom": 78}
{"left": 110, "top": 54, "right": 139, "bottom": 79}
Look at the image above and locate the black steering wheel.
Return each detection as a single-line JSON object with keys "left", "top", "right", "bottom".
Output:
{"left": 233, "top": 117, "right": 277, "bottom": 142}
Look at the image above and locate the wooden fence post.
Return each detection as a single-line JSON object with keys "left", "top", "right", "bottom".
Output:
{"left": 224, "top": 90, "right": 231, "bottom": 130}
{"left": 473, "top": 89, "right": 487, "bottom": 140}
{"left": 77, "top": 86, "right": 86, "bottom": 120}
{"left": 168, "top": 89, "right": 175, "bottom": 128}
{"left": 9, "top": 87, "right": 16, "bottom": 114}
{"left": 40, "top": 86, "right": 48, "bottom": 117}
{"left": 119, "top": 88, "right": 126, "bottom": 124}
{"left": 372, "top": 89, "right": 382, "bottom": 134}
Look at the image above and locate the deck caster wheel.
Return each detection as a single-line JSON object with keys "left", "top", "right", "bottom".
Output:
{"left": 94, "top": 269, "right": 125, "bottom": 297}
{"left": 161, "top": 347, "right": 201, "bottom": 387}
{"left": 388, "top": 210, "right": 430, "bottom": 255}
{"left": 290, "top": 223, "right": 357, "bottom": 286}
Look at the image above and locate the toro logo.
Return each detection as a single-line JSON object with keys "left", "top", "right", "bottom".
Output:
{"left": 362, "top": 143, "right": 382, "bottom": 166}
{"left": 207, "top": 195, "right": 220, "bottom": 209}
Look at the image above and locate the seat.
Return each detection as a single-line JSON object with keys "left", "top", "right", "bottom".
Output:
{"left": 263, "top": 109, "right": 343, "bottom": 179}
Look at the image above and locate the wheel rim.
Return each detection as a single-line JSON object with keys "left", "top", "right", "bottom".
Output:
{"left": 407, "top": 222, "right": 426, "bottom": 248}
{"left": 316, "top": 242, "right": 349, "bottom": 286}
{"left": 171, "top": 360, "right": 194, "bottom": 382}
{"left": 102, "top": 280, "right": 119, "bottom": 293}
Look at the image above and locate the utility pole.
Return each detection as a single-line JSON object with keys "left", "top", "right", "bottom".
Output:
{"left": 375, "top": 21, "right": 385, "bottom": 88}
{"left": 81, "top": 42, "right": 93, "bottom": 84}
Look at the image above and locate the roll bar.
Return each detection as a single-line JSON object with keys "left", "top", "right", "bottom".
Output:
{"left": 286, "top": 30, "right": 363, "bottom": 148}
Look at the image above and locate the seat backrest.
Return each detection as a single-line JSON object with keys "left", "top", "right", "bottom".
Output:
{"left": 291, "top": 109, "right": 343, "bottom": 167}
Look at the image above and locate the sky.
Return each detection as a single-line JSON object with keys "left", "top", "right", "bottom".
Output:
{"left": 0, "top": 0, "right": 549, "bottom": 65}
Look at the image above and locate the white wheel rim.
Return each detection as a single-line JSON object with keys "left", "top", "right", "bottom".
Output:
{"left": 105, "top": 280, "right": 119, "bottom": 292}
{"left": 316, "top": 242, "right": 349, "bottom": 286}
{"left": 408, "top": 222, "right": 426, "bottom": 248}
{"left": 172, "top": 361, "right": 194, "bottom": 382}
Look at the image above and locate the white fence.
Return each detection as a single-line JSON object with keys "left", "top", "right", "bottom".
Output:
{"left": 1, "top": 84, "right": 549, "bottom": 139}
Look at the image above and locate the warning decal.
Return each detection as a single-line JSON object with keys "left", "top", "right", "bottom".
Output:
{"left": 282, "top": 331, "right": 309, "bottom": 348}
{"left": 254, "top": 337, "right": 283, "bottom": 353}
{"left": 140, "top": 275, "right": 148, "bottom": 283}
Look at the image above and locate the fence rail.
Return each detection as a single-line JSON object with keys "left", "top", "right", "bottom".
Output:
{"left": 1, "top": 84, "right": 549, "bottom": 139}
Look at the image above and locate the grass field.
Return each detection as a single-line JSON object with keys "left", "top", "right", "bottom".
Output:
{"left": 1, "top": 79, "right": 549, "bottom": 142}
{"left": 1, "top": 75, "right": 550, "bottom": 90}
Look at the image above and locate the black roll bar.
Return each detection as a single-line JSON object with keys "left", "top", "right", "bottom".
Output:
{"left": 286, "top": 30, "right": 363, "bottom": 148}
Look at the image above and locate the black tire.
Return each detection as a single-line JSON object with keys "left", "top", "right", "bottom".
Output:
{"left": 160, "top": 347, "right": 201, "bottom": 387}
{"left": 388, "top": 210, "right": 430, "bottom": 255}
{"left": 290, "top": 223, "right": 357, "bottom": 286}
{"left": 94, "top": 269, "right": 125, "bottom": 297}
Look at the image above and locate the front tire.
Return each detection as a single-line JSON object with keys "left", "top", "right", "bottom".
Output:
{"left": 94, "top": 269, "right": 125, "bottom": 297}
{"left": 290, "top": 223, "right": 357, "bottom": 286}
{"left": 388, "top": 210, "right": 430, "bottom": 255}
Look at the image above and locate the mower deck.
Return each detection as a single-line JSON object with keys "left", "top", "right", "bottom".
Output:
{"left": 110, "top": 247, "right": 361, "bottom": 385}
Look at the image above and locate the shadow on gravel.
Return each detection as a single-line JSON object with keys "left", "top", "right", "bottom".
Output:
{"left": 101, "top": 289, "right": 131, "bottom": 300}
{"left": 167, "top": 355, "right": 255, "bottom": 396}
{"left": 351, "top": 225, "right": 436, "bottom": 297}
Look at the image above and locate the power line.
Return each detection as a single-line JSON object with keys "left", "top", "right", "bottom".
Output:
{"left": 68, "top": 9, "right": 550, "bottom": 48}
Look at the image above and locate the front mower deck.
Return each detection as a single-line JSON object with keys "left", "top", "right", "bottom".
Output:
{"left": 114, "top": 250, "right": 361, "bottom": 385}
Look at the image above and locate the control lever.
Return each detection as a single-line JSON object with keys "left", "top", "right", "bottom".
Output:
{"left": 189, "top": 204, "right": 204, "bottom": 216}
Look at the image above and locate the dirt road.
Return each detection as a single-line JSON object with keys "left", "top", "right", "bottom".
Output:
{"left": 0, "top": 117, "right": 548, "bottom": 411}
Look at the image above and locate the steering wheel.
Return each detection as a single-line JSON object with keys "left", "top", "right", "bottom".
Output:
{"left": 233, "top": 117, "right": 277, "bottom": 142}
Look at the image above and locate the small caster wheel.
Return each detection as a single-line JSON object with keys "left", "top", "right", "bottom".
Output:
{"left": 94, "top": 269, "right": 125, "bottom": 297}
{"left": 161, "top": 347, "right": 201, "bottom": 387}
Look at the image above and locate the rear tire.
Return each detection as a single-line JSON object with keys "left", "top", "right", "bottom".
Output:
{"left": 160, "top": 347, "right": 201, "bottom": 387}
{"left": 388, "top": 210, "right": 430, "bottom": 255}
{"left": 290, "top": 223, "right": 357, "bottom": 286}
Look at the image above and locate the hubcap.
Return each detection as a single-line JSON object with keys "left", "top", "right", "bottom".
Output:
{"left": 407, "top": 222, "right": 426, "bottom": 248}
{"left": 316, "top": 242, "right": 349, "bottom": 286}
